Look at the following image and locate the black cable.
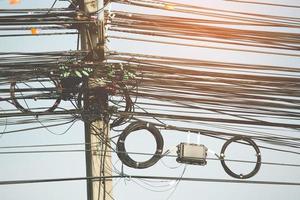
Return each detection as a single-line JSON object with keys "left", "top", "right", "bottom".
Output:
{"left": 10, "top": 77, "right": 62, "bottom": 113}
{"left": 110, "top": 83, "right": 134, "bottom": 128}
{"left": 0, "top": 119, "right": 76, "bottom": 135}
{"left": 117, "top": 121, "right": 164, "bottom": 169}
{"left": 141, "top": 120, "right": 300, "bottom": 156}
{"left": 220, "top": 135, "right": 261, "bottom": 179}
{"left": 1, "top": 174, "right": 300, "bottom": 186}
{"left": 0, "top": 147, "right": 299, "bottom": 168}
{"left": 0, "top": 106, "right": 7, "bottom": 137}
{"left": 118, "top": 111, "right": 300, "bottom": 129}
{"left": 0, "top": 32, "right": 77, "bottom": 37}
{"left": 47, "top": 0, "right": 59, "bottom": 14}
{"left": 225, "top": 0, "right": 300, "bottom": 9}
{"left": 132, "top": 175, "right": 300, "bottom": 186}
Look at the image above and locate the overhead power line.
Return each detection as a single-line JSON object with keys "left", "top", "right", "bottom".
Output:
{"left": 1, "top": 175, "right": 300, "bottom": 186}
{"left": 1, "top": 147, "right": 300, "bottom": 168}
{"left": 225, "top": 0, "right": 300, "bottom": 9}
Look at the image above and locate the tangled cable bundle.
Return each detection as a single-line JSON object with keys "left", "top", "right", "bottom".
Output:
{"left": 110, "top": 85, "right": 134, "bottom": 128}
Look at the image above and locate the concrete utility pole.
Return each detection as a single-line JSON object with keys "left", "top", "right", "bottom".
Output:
{"left": 79, "top": 1, "right": 113, "bottom": 200}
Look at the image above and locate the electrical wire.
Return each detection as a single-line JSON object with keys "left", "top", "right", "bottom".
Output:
{"left": 225, "top": 0, "right": 300, "bottom": 9}
{"left": 0, "top": 145, "right": 300, "bottom": 168}
{"left": 1, "top": 174, "right": 300, "bottom": 186}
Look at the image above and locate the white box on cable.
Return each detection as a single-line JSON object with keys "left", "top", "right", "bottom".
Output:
{"left": 176, "top": 143, "right": 208, "bottom": 166}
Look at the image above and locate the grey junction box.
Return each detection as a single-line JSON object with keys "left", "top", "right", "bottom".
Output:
{"left": 176, "top": 143, "right": 208, "bottom": 166}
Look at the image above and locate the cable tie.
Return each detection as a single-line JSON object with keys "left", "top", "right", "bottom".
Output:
{"left": 125, "top": 175, "right": 131, "bottom": 182}
{"left": 109, "top": 13, "right": 116, "bottom": 19}
{"left": 197, "top": 132, "right": 201, "bottom": 144}
{"left": 187, "top": 131, "right": 191, "bottom": 144}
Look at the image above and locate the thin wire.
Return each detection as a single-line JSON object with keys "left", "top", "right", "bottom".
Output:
{"left": 166, "top": 165, "right": 186, "bottom": 200}
{"left": 0, "top": 106, "right": 8, "bottom": 137}
{"left": 225, "top": 0, "right": 300, "bottom": 9}
{"left": 47, "top": 0, "right": 59, "bottom": 14}
{"left": 36, "top": 118, "right": 78, "bottom": 135}
{"left": 0, "top": 148, "right": 299, "bottom": 168}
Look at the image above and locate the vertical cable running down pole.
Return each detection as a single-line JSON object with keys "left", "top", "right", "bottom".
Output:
{"left": 79, "top": 0, "right": 113, "bottom": 200}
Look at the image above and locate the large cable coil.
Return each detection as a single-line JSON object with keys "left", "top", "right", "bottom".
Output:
{"left": 10, "top": 77, "right": 61, "bottom": 113}
{"left": 220, "top": 135, "right": 261, "bottom": 179}
{"left": 117, "top": 121, "right": 164, "bottom": 169}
